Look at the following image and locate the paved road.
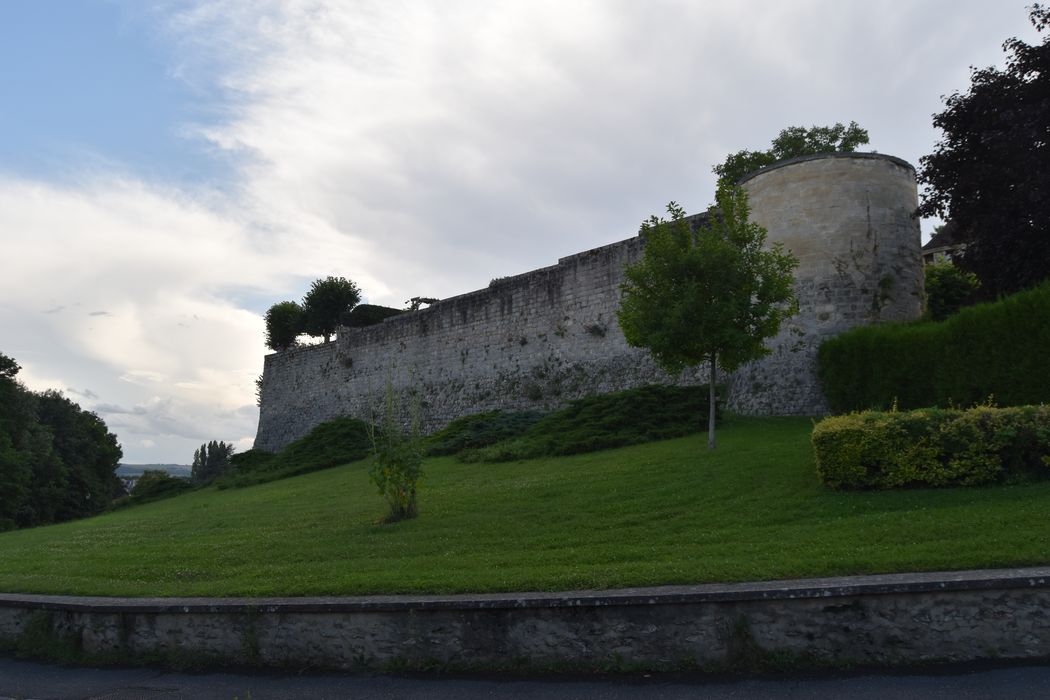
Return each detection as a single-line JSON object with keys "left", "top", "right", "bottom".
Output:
{"left": 4, "top": 657, "right": 1050, "bottom": 700}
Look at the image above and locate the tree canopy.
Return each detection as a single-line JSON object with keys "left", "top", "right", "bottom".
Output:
{"left": 713, "top": 122, "right": 869, "bottom": 184}
{"left": 0, "top": 352, "right": 122, "bottom": 531}
{"left": 264, "top": 300, "right": 304, "bottom": 351}
{"left": 302, "top": 276, "right": 362, "bottom": 343}
{"left": 617, "top": 188, "right": 798, "bottom": 449}
{"left": 917, "top": 5, "right": 1050, "bottom": 298}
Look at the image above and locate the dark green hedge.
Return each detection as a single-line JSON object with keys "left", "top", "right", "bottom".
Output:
{"left": 342, "top": 304, "right": 404, "bottom": 328}
{"left": 818, "top": 282, "right": 1050, "bottom": 412}
{"left": 813, "top": 405, "right": 1050, "bottom": 490}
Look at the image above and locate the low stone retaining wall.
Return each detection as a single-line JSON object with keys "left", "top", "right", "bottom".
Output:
{"left": 2, "top": 567, "right": 1049, "bottom": 672}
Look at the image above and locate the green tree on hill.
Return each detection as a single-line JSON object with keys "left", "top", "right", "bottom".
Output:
{"left": 617, "top": 188, "right": 798, "bottom": 449}
{"left": 192, "top": 440, "right": 235, "bottom": 484}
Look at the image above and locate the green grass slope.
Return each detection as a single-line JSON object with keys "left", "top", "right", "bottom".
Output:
{"left": 1, "top": 416, "right": 1049, "bottom": 597}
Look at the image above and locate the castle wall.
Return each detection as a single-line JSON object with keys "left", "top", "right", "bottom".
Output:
{"left": 726, "top": 153, "right": 925, "bottom": 414}
{"left": 255, "top": 153, "right": 924, "bottom": 452}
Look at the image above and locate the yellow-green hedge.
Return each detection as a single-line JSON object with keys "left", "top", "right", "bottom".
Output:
{"left": 813, "top": 405, "right": 1050, "bottom": 490}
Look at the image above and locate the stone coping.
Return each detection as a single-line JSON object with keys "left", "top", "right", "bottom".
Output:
{"left": 2, "top": 567, "right": 1048, "bottom": 615}
{"left": 737, "top": 151, "right": 916, "bottom": 184}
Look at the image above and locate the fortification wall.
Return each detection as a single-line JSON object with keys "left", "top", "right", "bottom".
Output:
{"left": 726, "top": 153, "right": 924, "bottom": 413}
{"left": 255, "top": 153, "right": 923, "bottom": 452}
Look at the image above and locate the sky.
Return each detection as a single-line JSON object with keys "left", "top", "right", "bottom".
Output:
{"left": 0, "top": 1, "right": 1040, "bottom": 464}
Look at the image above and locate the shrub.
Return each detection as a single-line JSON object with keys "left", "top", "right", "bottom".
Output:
{"left": 342, "top": 304, "right": 404, "bottom": 328}
{"left": 424, "top": 410, "right": 545, "bottom": 456}
{"left": 460, "top": 384, "right": 720, "bottom": 463}
{"left": 124, "top": 470, "right": 194, "bottom": 504}
{"left": 218, "top": 419, "right": 370, "bottom": 488}
{"left": 924, "top": 262, "right": 979, "bottom": 321}
{"left": 368, "top": 383, "right": 423, "bottom": 522}
{"left": 813, "top": 404, "right": 1050, "bottom": 490}
{"left": 818, "top": 282, "right": 1050, "bottom": 412}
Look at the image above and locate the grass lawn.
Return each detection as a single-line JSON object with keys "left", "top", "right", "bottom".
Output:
{"left": 1, "top": 415, "right": 1048, "bottom": 597}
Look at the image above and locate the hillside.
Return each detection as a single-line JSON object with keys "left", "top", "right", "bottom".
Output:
{"left": 1, "top": 416, "right": 1049, "bottom": 597}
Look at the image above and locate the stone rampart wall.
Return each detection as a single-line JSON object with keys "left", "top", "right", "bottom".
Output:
{"left": 255, "top": 153, "right": 923, "bottom": 452}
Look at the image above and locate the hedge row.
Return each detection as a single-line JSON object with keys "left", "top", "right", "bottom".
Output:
{"left": 817, "top": 282, "right": 1050, "bottom": 412}
{"left": 813, "top": 405, "right": 1050, "bottom": 490}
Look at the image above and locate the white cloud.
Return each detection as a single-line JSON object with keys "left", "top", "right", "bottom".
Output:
{"left": 1, "top": 0, "right": 1038, "bottom": 461}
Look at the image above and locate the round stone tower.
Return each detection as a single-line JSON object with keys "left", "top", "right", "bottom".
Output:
{"left": 728, "top": 153, "right": 924, "bottom": 415}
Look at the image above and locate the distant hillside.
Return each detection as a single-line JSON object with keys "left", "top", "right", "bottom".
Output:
{"left": 117, "top": 464, "right": 192, "bottom": 478}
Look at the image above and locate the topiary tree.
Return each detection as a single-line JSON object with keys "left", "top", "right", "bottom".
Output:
{"left": 714, "top": 122, "right": 869, "bottom": 184}
{"left": 302, "top": 276, "right": 361, "bottom": 343}
{"left": 264, "top": 301, "right": 304, "bottom": 351}
{"left": 925, "top": 262, "right": 980, "bottom": 321}
{"left": 617, "top": 187, "right": 798, "bottom": 449}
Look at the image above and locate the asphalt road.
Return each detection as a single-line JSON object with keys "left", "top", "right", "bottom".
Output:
{"left": 4, "top": 657, "right": 1050, "bottom": 700}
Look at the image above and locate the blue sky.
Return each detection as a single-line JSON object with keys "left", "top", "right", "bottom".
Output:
{"left": 0, "top": 2, "right": 229, "bottom": 186}
{"left": 0, "top": 1, "right": 1040, "bottom": 464}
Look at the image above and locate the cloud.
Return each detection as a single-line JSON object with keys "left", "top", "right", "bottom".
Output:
{"left": 3, "top": 0, "right": 1036, "bottom": 463}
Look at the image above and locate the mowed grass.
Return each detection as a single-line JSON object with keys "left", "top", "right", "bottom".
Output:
{"left": 1, "top": 415, "right": 1049, "bottom": 597}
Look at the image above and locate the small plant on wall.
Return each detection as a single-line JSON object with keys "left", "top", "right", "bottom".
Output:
{"left": 368, "top": 379, "right": 424, "bottom": 522}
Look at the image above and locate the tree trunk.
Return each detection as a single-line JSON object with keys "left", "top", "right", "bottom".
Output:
{"left": 708, "top": 354, "right": 717, "bottom": 450}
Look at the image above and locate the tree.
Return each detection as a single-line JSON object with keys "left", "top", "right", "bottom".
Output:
{"left": 714, "top": 121, "right": 869, "bottom": 184}
{"left": 924, "top": 262, "right": 980, "bottom": 321}
{"left": 264, "top": 301, "right": 304, "bottom": 351}
{"left": 191, "top": 440, "right": 235, "bottom": 484}
{"left": 301, "top": 276, "right": 362, "bottom": 343}
{"left": 918, "top": 5, "right": 1050, "bottom": 298}
{"left": 617, "top": 188, "right": 799, "bottom": 449}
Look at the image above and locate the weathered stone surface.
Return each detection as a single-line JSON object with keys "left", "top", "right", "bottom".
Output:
{"left": 3, "top": 568, "right": 1050, "bottom": 672}
{"left": 255, "top": 153, "right": 924, "bottom": 452}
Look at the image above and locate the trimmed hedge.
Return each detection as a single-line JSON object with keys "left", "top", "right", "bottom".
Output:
{"left": 424, "top": 410, "right": 545, "bottom": 456}
{"left": 341, "top": 304, "right": 403, "bottom": 328}
{"left": 818, "top": 282, "right": 1050, "bottom": 412}
{"left": 813, "top": 405, "right": 1050, "bottom": 490}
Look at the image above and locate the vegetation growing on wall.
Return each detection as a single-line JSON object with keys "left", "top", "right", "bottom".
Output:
{"left": 817, "top": 282, "right": 1050, "bottom": 412}
{"left": 813, "top": 404, "right": 1050, "bottom": 490}
{"left": 713, "top": 121, "right": 869, "bottom": 184}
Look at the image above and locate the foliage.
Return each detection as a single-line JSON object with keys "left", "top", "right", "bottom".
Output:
{"left": 714, "top": 122, "right": 869, "bottom": 184}
{"left": 218, "top": 418, "right": 371, "bottom": 489}
{"left": 817, "top": 282, "right": 1050, "bottom": 412}
{"left": 368, "top": 382, "right": 424, "bottom": 522}
{"left": 459, "top": 384, "right": 720, "bottom": 462}
{"left": 264, "top": 301, "right": 304, "bottom": 351}
{"left": 127, "top": 470, "right": 194, "bottom": 504}
{"left": 342, "top": 303, "right": 404, "bottom": 328}
{"left": 13, "top": 417, "right": 1050, "bottom": 597}
{"left": 924, "top": 262, "right": 980, "bottom": 321}
{"left": 917, "top": 6, "right": 1050, "bottom": 298}
{"left": 0, "top": 354, "right": 122, "bottom": 531}
{"left": 813, "top": 405, "right": 1050, "bottom": 490}
{"left": 617, "top": 189, "right": 797, "bottom": 448}
{"left": 301, "top": 276, "right": 361, "bottom": 343}
{"left": 405, "top": 296, "right": 439, "bottom": 311}
{"left": 191, "top": 440, "right": 235, "bottom": 484}
{"left": 424, "top": 410, "right": 545, "bottom": 456}
{"left": 0, "top": 352, "right": 19, "bottom": 379}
